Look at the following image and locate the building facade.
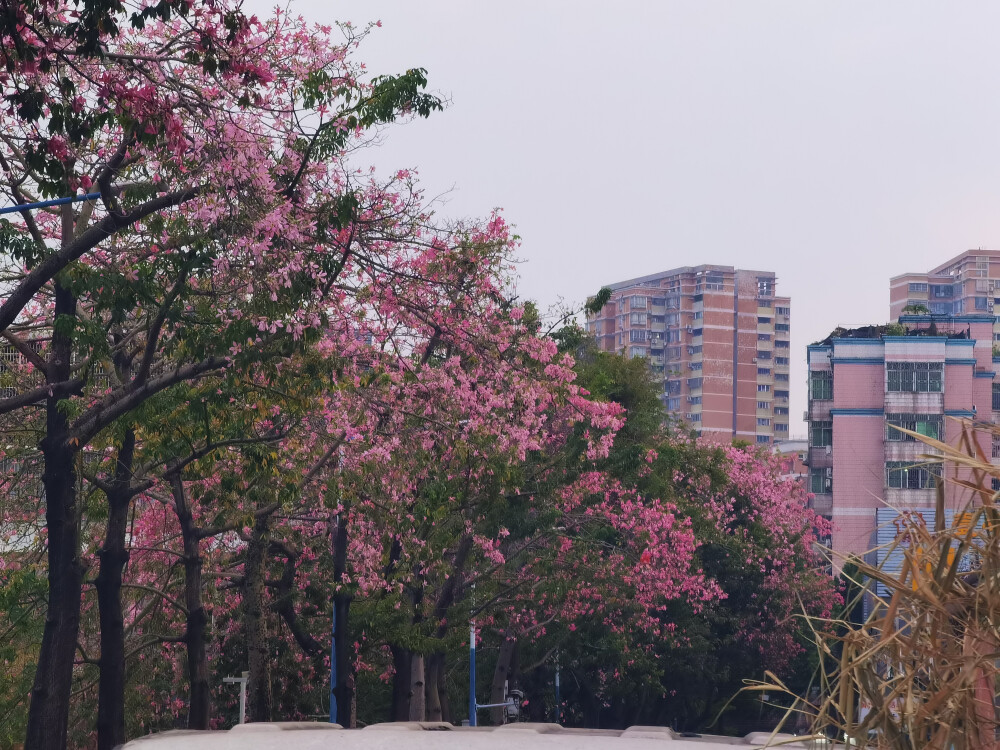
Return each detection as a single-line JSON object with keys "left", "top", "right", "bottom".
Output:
{"left": 805, "top": 314, "right": 997, "bottom": 568}
{"left": 586, "top": 265, "right": 790, "bottom": 444}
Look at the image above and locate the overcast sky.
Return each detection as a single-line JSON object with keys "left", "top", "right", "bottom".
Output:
{"left": 251, "top": 1, "right": 1000, "bottom": 437}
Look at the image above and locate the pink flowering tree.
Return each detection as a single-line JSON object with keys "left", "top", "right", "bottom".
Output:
{"left": 0, "top": 1, "right": 447, "bottom": 747}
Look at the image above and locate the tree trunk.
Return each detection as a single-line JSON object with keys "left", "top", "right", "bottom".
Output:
{"left": 25, "top": 280, "right": 82, "bottom": 750}
{"left": 391, "top": 646, "right": 412, "bottom": 721}
{"left": 490, "top": 637, "right": 517, "bottom": 725}
{"left": 331, "top": 508, "right": 354, "bottom": 726}
{"left": 170, "top": 473, "right": 211, "bottom": 729}
{"left": 408, "top": 654, "right": 426, "bottom": 721}
{"left": 438, "top": 658, "right": 451, "bottom": 724}
{"left": 425, "top": 653, "right": 443, "bottom": 722}
{"left": 244, "top": 515, "right": 272, "bottom": 722}
{"left": 95, "top": 430, "right": 136, "bottom": 750}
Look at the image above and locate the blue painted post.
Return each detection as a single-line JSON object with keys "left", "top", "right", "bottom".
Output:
{"left": 0, "top": 192, "right": 101, "bottom": 216}
{"left": 554, "top": 654, "right": 561, "bottom": 725}
{"left": 468, "top": 622, "right": 477, "bottom": 726}
{"left": 329, "top": 605, "right": 337, "bottom": 724}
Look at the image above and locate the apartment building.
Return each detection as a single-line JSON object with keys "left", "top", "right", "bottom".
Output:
{"left": 805, "top": 314, "right": 997, "bottom": 569}
{"left": 586, "top": 265, "right": 790, "bottom": 444}
{"left": 890, "top": 250, "right": 1000, "bottom": 334}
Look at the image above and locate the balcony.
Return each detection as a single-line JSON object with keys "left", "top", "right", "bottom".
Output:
{"left": 809, "top": 494, "right": 833, "bottom": 517}
{"left": 807, "top": 445, "right": 833, "bottom": 468}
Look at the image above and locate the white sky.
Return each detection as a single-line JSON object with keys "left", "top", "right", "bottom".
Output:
{"left": 252, "top": 1, "right": 1000, "bottom": 437}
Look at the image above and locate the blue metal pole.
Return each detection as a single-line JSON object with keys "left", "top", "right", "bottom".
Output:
{"left": 0, "top": 192, "right": 101, "bottom": 216}
{"left": 468, "top": 622, "right": 477, "bottom": 726}
{"left": 330, "top": 604, "right": 337, "bottom": 724}
{"left": 554, "top": 653, "right": 561, "bottom": 725}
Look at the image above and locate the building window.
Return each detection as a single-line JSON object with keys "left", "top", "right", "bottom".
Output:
{"left": 886, "top": 461, "right": 941, "bottom": 489}
{"left": 629, "top": 329, "right": 647, "bottom": 342}
{"left": 630, "top": 312, "right": 647, "bottom": 325}
{"left": 775, "top": 306, "right": 789, "bottom": 315}
{"left": 775, "top": 323, "right": 789, "bottom": 332}
{"left": 757, "top": 351, "right": 772, "bottom": 360}
{"left": 993, "top": 434, "right": 1000, "bottom": 460}
{"left": 810, "top": 468, "right": 832, "bottom": 494}
{"left": 650, "top": 297, "right": 664, "bottom": 306}
{"left": 774, "top": 340, "right": 790, "bottom": 348}
{"left": 758, "top": 333, "right": 771, "bottom": 341}
{"left": 688, "top": 345, "right": 702, "bottom": 355}
{"left": 931, "top": 285, "right": 954, "bottom": 299}
{"left": 757, "top": 367, "right": 771, "bottom": 375}
{"left": 930, "top": 301, "right": 951, "bottom": 315}
{"left": 887, "top": 362, "right": 943, "bottom": 392}
{"left": 758, "top": 316, "right": 772, "bottom": 324}
{"left": 757, "top": 384, "right": 770, "bottom": 393}
{"left": 666, "top": 397, "right": 681, "bottom": 411}
{"left": 688, "top": 396, "right": 702, "bottom": 405}
{"left": 757, "top": 278, "right": 773, "bottom": 297}
{"left": 908, "top": 283, "right": 928, "bottom": 292}
{"left": 666, "top": 380, "right": 681, "bottom": 395}
{"left": 775, "top": 373, "right": 789, "bottom": 382}
{"left": 885, "top": 414, "right": 942, "bottom": 442}
{"left": 758, "top": 300, "right": 772, "bottom": 308}
{"left": 756, "top": 435, "right": 771, "bottom": 444}
{"left": 774, "top": 407, "right": 789, "bottom": 416}
{"left": 629, "top": 346, "right": 645, "bottom": 358}
{"left": 775, "top": 423, "right": 788, "bottom": 431}
{"left": 993, "top": 383, "right": 1000, "bottom": 411}
{"left": 689, "top": 361, "right": 702, "bottom": 371}
{"left": 811, "top": 420, "right": 833, "bottom": 447}
{"left": 687, "top": 377, "right": 703, "bottom": 389}
{"left": 976, "top": 297, "right": 990, "bottom": 311}
{"left": 757, "top": 401, "right": 770, "bottom": 409}
{"left": 810, "top": 371, "right": 833, "bottom": 400}
{"left": 693, "top": 311, "right": 703, "bottom": 319}
{"left": 775, "top": 357, "right": 789, "bottom": 365}
{"left": 631, "top": 295, "right": 647, "bottom": 309}
{"left": 775, "top": 390, "right": 789, "bottom": 399}
{"left": 758, "top": 418, "right": 771, "bottom": 427}
{"left": 691, "top": 327, "right": 703, "bottom": 337}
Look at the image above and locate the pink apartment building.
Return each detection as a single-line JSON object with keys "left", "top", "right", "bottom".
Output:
{"left": 586, "top": 265, "right": 790, "bottom": 444}
{"left": 890, "top": 249, "right": 1000, "bottom": 325}
{"left": 806, "top": 314, "right": 997, "bottom": 570}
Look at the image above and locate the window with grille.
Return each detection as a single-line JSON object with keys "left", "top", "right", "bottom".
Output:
{"left": 886, "top": 362, "right": 943, "bottom": 392}
{"left": 811, "top": 421, "right": 832, "bottom": 447}
{"left": 886, "top": 461, "right": 941, "bottom": 489}
{"left": 811, "top": 468, "right": 832, "bottom": 494}
{"left": 810, "top": 370, "right": 833, "bottom": 400}
{"left": 885, "top": 413, "right": 942, "bottom": 442}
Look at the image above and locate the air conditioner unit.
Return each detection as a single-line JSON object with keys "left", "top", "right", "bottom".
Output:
{"left": 825, "top": 446, "right": 832, "bottom": 455}
{"left": 752, "top": 357, "right": 758, "bottom": 363}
